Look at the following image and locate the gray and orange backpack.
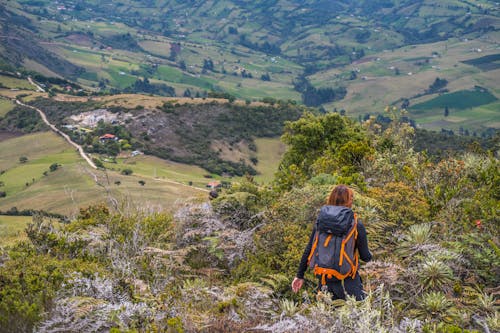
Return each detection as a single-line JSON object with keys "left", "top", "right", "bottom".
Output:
{"left": 307, "top": 206, "right": 359, "bottom": 286}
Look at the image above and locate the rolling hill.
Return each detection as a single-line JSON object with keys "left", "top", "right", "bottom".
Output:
{"left": 0, "top": 0, "right": 497, "bottom": 134}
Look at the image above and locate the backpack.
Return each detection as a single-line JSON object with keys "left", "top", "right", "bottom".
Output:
{"left": 307, "top": 206, "right": 359, "bottom": 286}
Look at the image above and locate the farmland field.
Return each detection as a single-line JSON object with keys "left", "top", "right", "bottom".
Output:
{"left": 0, "top": 75, "right": 35, "bottom": 90}
{"left": 103, "top": 154, "right": 211, "bottom": 189}
{"left": 410, "top": 89, "right": 498, "bottom": 112}
{"left": 0, "top": 98, "right": 14, "bottom": 117}
{"left": 462, "top": 54, "right": 500, "bottom": 71}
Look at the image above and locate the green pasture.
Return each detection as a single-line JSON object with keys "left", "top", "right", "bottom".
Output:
{"left": 462, "top": 54, "right": 500, "bottom": 71}
{"left": 414, "top": 101, "right": 500, "bottom": 131}
{"left": 0, "top": 156, "right": 205, "bottom": 215}
{"left": 0, "top": 215, "right": 32, "bottom": 246}
{"left": 103, "top": 155, "right": 210, "bottom": 189}
{"left": 0, "top": 132, "right": 206, "bottom": 214}
{"left": 0, "top": 132, "right": 71, "bottom": 171}
{"left": 69, "top": 21, "right": 133, "bottom": 36}
{"left": 0, "top": 149, "right": 81, "bottom": 197}
{"left": 106, "top": 68, "right": 137, "bottom": 89}
{"left": 0, "top": 75, "right": 35, "bottom": 90}
{"left": 410, "top": 89, "right": 498, "bottom": 113}
{"left": 218, "top": 79, "right": 300, "bottom": 100}
{"left": 0, "top": 98, "right": 14, "bottom": 117}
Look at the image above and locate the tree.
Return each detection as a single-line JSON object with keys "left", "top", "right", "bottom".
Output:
{"left": 428, "top": 77, "right": 448, "bottom": 93}
{"left": 401, "top": 99, "right": 410, "bottom": 109}
{"left": 202, "top": 59, "right": 214, "bottom": 71}
{"left": 19, "top": 156, "right": 28, "bottom": 164}
{"left": 138, "top": 180, "right": 146, "bottom": 186}
{"left": 444, "top": 106, "right": 449, "bottom": 117}
{"left": 275, "top": 112, "right": 370, "bottom": 190}
{"left": 49, "top": 163, "right": 59, "bottom": 172}
{"left": 121, "top": 168, "right": 133, "bottom": 175}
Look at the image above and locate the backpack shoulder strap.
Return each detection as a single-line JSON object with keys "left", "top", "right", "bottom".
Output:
{"left": 307, "top": 229, "right": 319, "bottom": 265}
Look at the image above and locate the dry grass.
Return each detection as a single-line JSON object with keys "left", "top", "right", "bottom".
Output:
{"left": 0, "top": 89, "right": 46, "bottom": 99}
{"left": 0, "top": 215, "right": 32, "bottom": 246}
{"left": 210, "top": 140, "right": 252, "bottom": 164}
{"left": 52, "top": 93, "right": 268, "bottom": 108}
{"left": 253, "top": 137, "right": 286, "bottom": 183}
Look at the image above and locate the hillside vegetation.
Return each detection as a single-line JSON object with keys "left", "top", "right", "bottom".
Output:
{"left": 0, "top": 111, "right": 498, "bottom": 332}
{"left": 24, "top": 97, "right": 304, "bottom": 176}
{"left": 0, "top": 0, "right": 498, "bottom": 134}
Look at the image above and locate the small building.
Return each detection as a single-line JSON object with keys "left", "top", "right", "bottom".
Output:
{"left": 99, "top": 134, "right": 118, "bottom": 142}
{"left": 206, "top": 181, "right": 221, "bottom": 189}
{"left": 131, "top": 150, "right": 142, "bottom": 157}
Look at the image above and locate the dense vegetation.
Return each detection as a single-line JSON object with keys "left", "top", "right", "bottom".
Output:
{"left": 0, "top": 110, "right": 498, "bottom": 332}
{"left": 27, "top": 98, "right": 305, "bottom": 176}
{"left": 132, "top": 101, "right": 305, "bottom": 175}
{"left": 0, "top": 105, "right": 47, "bottom": 133}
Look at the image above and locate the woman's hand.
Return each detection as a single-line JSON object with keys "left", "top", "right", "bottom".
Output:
{"left": 291, "top": 277, "right": 304, "bottom": 293}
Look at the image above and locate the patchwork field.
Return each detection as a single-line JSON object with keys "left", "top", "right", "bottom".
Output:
{"left": 311, "top": 35, "right": 500, "bottom": 132}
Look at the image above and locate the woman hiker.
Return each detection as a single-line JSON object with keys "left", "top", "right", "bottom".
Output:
{"left": 291, "top": 185, "right": 372, "bottom": 300}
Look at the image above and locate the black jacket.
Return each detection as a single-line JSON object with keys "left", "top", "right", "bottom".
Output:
{"left": 296, "top": 206, "right": 372, "bottom": 279}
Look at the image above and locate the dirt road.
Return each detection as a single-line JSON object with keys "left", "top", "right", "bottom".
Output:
{"left": 15, "top": 99, "right": 98, "bottom": 169}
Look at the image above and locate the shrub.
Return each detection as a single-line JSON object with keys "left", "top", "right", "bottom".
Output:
{"left": 121, "top": 168, "right": 133, "bottom": 175}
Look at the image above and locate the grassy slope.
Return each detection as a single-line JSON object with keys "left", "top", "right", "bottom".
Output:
{"left": 103, "top": 154, "right": 211, "bottom": 188}
{"left": 0, "top": 215, "right": 31, "bottom": 246}
{"left": 0, "top": 132, "right": 207, "bottom": 215}
{"left": 0, "top": 98, "right": 15, "bottom": 117}
{"left": 0, "top": 76, "right": 35, "bottom": 90}
{"left": 253, "top": 137, "right": 286, "bottom": 184}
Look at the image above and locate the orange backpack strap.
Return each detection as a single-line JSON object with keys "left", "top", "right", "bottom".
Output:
{"left": 307, "top": 231, "right": 319, "bottom": 265}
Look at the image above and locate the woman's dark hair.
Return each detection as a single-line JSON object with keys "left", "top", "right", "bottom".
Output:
{"left": 327, "top": 185, "right": 353, "bottom": 207}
